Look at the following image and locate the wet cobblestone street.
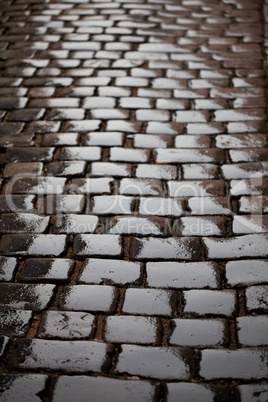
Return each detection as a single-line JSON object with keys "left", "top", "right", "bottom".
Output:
{"left": 0, "top": 0, "right": 268, "bottom": 400}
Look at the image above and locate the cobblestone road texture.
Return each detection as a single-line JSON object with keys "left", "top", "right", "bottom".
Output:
{"left": 0, "top": 0, "right": 268, "bottom": 400}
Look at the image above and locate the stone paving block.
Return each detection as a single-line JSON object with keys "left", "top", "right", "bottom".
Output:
{"left": 168, "top": 180, "right": 225, "bottom": 197}
{"left": 110, "top": 147, "right": 149, "bottom": 163}
{"left": 0, "top": 310, "right": 32, "bottom": 337}
{"left": 183, "top": 163, "right": 219, "bottom": 180}
{"left": 146, "top": 261, "right": 218, "bottom": 289}
{"left": 136, "top": 164, "right": 177, "bottom": 180}
{"left": 188, "top": 196, "right": 231, "bottom": 215}
{"left": 225, "top": 260, "right": 268, "bottom": 286}
{"left": 239, "top": 196, "right": 268, "bottom": 214}
{"left": 174, "top": 110, "right": 209, "bottom": 123}
{"left": 230, "top": 178, "right": 268, "bottom": 196}
{"left": 10, "top": 177, "right": 66, "bottom": 195}
{"left": 104, "top": 315, "right": 160, "bottom": 345}
{"left": 2, "top": 147, "right": 54, "bottom": 163}
{"left": 0, "top": 256, "right": 17, "bottom": 281}
{"left": 237, "top": 384, "right": 268, "bottom": 402}
{"left": 85, "top": 132, "right": 123, "bottom": 147}
{"left": 216, "top": 133, "right": 267, "bottom": 149}
{"left": 200, "top": 349, "right": 268, "bottom": 380}
{"left": 53, "top": 376, "right": 155, "bottom": 402}
{"left": 156, "top": 149, "right": 223, "bottom": 163}
{"left": 115, "top": 344, "right": 192, "bottom": 380}
{"left": 120, "top": 178, "right": 163, "bottom": 196}
{"left": 222, "top": 162, "right": 268, "bottom": 179}
{"left": 69, "top": 178, "right": 112, "bottom": 194}
{"left": 65, "top": 120, "right": 101, "bottom": 132}
{"left": 230, "top": 149, "right": 268, "bottom": 163}
{"left": 92, "top": 195, "right": 133, "bottom": 215}
{"left": 166, "top": 383, "right": 220, "bottom": 402}
{"left": 157, "top": 98, "right": 189, "bottom": 110}
{"left": 107, "top": 216, "right": 168, "bottom": 236}
{"left": 227, "top": 121, "right": 265, "bottom": 134}
{"left": 146, "top": 121, "right": 183, "bottom": 135}
{"left": 204, "top": 234, "right": 268, "bottom": 259}
{"left": 0, "top": 283, "right": 55, "bottom": 310}
{"left": 245, "top": 285, "right": 268, "bottom": 312}
{"left": 233, "top": 215, "right": 268, "bottom": 234}
{"left": 170, "top": 318, "right": 227, "bottom": 348}
{"left": 38, "top": 195, "right": 85, "bottom": 214}
{"left": 47, "top": 161, "right": 86, "bottom": 177}
{"left": 131, "top": 237, "right": 201, "bottom": 260}
{"left": 175, "top": 135, "right": 211, "bottom": 148}
{"left": 139, "top": 197, "right": 183, "bottom": 217}
{"left": 180, "top": 216, "right": 226, "bottom": 236}
{"left": 0, "top": 374, "right": 48, "bottom": 402}
{"left": 237, "top": 316, "right": 268, "bottom": 346}
{"left": 37, "top": 311, "right": 95, "bottom": 339}
{"left": 187, "top": 122, "right": 224, "bottom": 135}
{"left": 134, "top": 134, "right": 173, "bottom": 149}
{"left": 0, "top": 194, "right": 35, "bottom": 213}
{"left": 183, "top": 290, "right": 236, "bottom": 317}
{"left": 59, "top": 146, "right": 101, "bottom": 161}
{"left": 122, "top": 288, "right": 175, "bottom": 316}
{"left": 42, "top": 133, "right": 79, "bottom": 147}
{"left": 0, "top": 133, "right": 34, "bottom": 148}
{"left": 120, "top": 97, "right": 152, "bottom": 109}
{"left": 79, "top": 258, "right": 142, "bottom": 286}
{"left": 8, "top": 339, "right": 113, "bottom": 373}
{"left": 0, "top": 213, "right": 49, "bottom": 234}
{"left": 3, "top": 162, "right": 43, "bottom": 178}
{"left": 59, "top": 285, "right": 118, "bottom": 313}
{"left": 91, "top": 162, "right": 131, "bottom": 177}
{"left": 52, "top": 214, "right": 98, "bottom": 234}
{"left": 0, "top": 235, "right": 67, "bottom": 257}
{"left": 18, "top": 258, "right": 73, "bottom": 282}
{"left": 74, "top": 234, "right": 121, "bottom": 256}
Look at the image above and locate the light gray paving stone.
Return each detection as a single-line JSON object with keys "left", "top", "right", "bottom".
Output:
{"left": 238, "top": 384, "right": 268, "bottom": 402}
{"left": 225, "top": 260, "right": 268, "bottom": 286}
{"left": 170, "top": 319, "right": 227, "bottom": 348}
{"left": 204, "top": 234, "right": 268, "bottom": 259}
{"left": 183, "top": 290, "right": 236, "bottom": 317}
{"left": 104, "top": 315, "right": 160, "bottom": 345}
{"left": 237, "top": 316, "right": 268, "bottom": 346}
{"left": 115, "top": 344, "right": 192, "bottom": 380}
{"left": 123, "top": 288, "right": 175, "bottom": 317}
{"left": 200, "top": 349, "right": 268, "bottom": 380}
{"left": 146, "top": 261, "right": 218, "bottom": 289}
{"left": 59, "top": 285, "right": 118, "bottom": 313}
{"left": 79, "top": 258, "right": 142, "bottom": 285}
{"left": 53, "top": 376, "right": 155, "bottom": 402}
{"left": 8, "top": 339, "right": 113, "bottom": 373}
{"left": 245, "top": 285, "right": 268, "bottom": 312}
{"left": 0, "top": 375, "right": 48, "bottom": 402}
{"left": 37, "top": 311, "right": 95, "bottom": 339}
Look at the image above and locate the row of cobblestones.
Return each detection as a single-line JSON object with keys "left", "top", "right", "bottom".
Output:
{"left": 0, "top": 0, "right": 268, "bottom": 401}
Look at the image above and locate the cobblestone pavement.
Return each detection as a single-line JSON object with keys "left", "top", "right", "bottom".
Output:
{"left": 0, "top": 0, "right": 268, "bottom": 400}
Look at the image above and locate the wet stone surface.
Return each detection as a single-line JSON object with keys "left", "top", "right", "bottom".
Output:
{"left": 104, "top": 315, "right": 160, "bottom": 345}
{"left": 115, "top": 344, "right": 192, "bottom": 380}
{"left": 0, "top": 0, "right": 268, "bottom": 398}
{"left": 37, "top": 311, "right": 95, "bottom": 340}
{"left": 0, "top": 284, "right": 55, "bottom": 310}
{"left": 8, "top": 339, "right": 113, "bottom": 373}
{"left": 53, "top": 376, "right": 155, "bottom": 402}
{"left": 0, "top": 374, "right": 48, "bottom": 402}
{"left": 59, "top": 285, "right": 118, "bottom": 313}
{"left": 79, "top": 258, "right": 142, "bottom": 286}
